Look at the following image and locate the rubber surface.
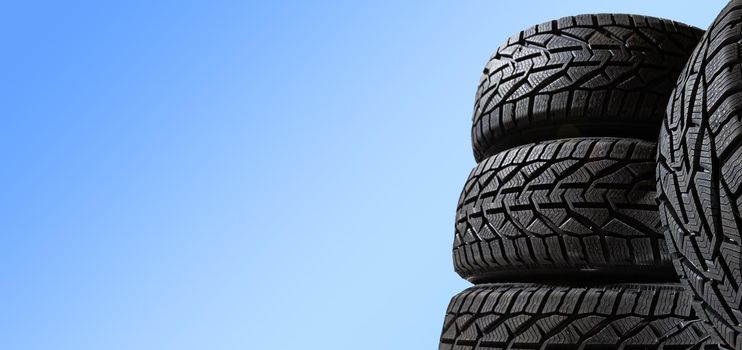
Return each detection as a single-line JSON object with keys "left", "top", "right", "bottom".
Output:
{"left": 471, "top": 14, "right": 704, "bottom": 161}
{"left": 439, "top": 283, "right": 726, "bottom": 350}
{"left": 657, "top": 1, "right": 742, "bottom": 348}
{"left": 454, "top": 138, "right": 672, "bottom": 282}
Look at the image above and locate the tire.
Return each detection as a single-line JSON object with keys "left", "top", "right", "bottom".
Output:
{"left": 454, "top": 138, "right": 673, "bottom": 283}
{"left": 657, "top": 1, "right": 742, "bottom": 348}
{"left": 471, "top": 14, "right": 704, "bottom": 161}
{"left": 439, "top": 284, "right": 726, "bottom": 350}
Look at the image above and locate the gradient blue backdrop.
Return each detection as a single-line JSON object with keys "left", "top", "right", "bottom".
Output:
{"left": 0, "top": 1, "right": 727, "bottom": 349}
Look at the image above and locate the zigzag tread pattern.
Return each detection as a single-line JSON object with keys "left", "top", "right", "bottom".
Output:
{"left": 454, "top": 138, "right": 672, "bottom": 282}
{"left": 657, "top": 1, "right": 742, "bottom": 348}
{"left": 472, "top": 13, "right": 704, "bottom": 161}
{"left": 439, "top": 284, "right": 728, "bottom": 350}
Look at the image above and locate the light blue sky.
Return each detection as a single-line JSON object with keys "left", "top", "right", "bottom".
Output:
{"left": 0, "top": 1, "right": 726, "bottom": 349}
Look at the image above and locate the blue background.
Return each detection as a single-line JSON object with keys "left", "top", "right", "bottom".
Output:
{"left": 0, "top": 1, "right": 727, "bottom": 349}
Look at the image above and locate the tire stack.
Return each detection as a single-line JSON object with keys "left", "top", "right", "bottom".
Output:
{"left": 440, "top": 14, "right": 729, "bottom": 349}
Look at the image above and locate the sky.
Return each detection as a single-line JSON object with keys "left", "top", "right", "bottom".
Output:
{"left": 0, "top": 1, "right": 728, "bottom": 349}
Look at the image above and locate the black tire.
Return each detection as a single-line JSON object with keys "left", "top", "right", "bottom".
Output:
{"left": 657, "top": 1, "right": 742, "bottom": 348}
{"left": 471, "top": 14, "right": 704, "bottom": 161}
{"left": 455, "top": 138, "right": 673, "bottom": 283}
{"left": 439, "top": 283, "right": 726, "bottom": 350}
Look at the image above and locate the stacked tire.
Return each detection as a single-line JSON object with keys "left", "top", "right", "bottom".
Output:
{"left": 440, "top": 14, "right": 729, "bottom": 349}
